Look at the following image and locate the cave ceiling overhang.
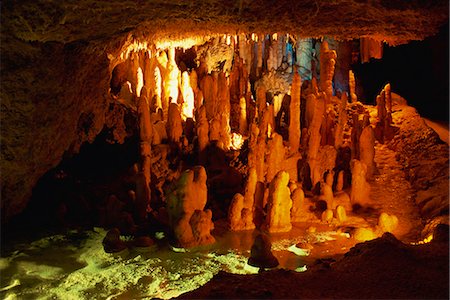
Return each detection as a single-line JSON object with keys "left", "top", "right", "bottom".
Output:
{"left": 1, "top": 0, "right": 449, "bottom": 46}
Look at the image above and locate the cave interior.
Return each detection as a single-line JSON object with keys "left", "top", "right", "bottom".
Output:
{"left": 1, "top": 1, "right": 449, "bottom": 299}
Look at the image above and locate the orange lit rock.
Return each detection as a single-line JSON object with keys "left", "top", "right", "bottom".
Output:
{"left": 266, "top": 133, "right": 285, "bottom": 183}
{"left": 289, "top": 68, "right": 301, "bottom": 152}
{"left": 321, "top": 209, "right": 334, "bottom": 223}
{"left": 359, "top": 125, "right": 376, "bottom": 179}
{"left": 201, "top": 74, "right": 215, "bottom": 120}
{"left": 239, "top": 97, "right": 248, "bottom": 134}
{"left": 354, "top": 227, "right": 377, "bottom": 242}
{"left": 256, "top": 85, "right": 267, "bottom": 121}
{"left": 264, "top": 171, "right": 293, "bottom": 233}
{"left": 377, "top": 212, "right": 399, "bottom": 233}
{"left": 166, "top": 166, "right": 214, "bottom": 247}
{"left": 244, "top": 168, "right": 258, "bottom": 209}
{"left": 312, "top": 145, "right": 337, "bottom": 188}
{"left": 350, "top": 159, "right": 371, "bottom": 206}
{"left": 209, "top": 118, "right": 221, "bottom": 143}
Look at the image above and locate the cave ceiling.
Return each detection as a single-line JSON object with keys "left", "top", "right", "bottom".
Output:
{"left": 2, "top": 0, "right": 449, "bottom": 45}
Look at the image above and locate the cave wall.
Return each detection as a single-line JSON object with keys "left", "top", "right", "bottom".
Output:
{"left": 0, "top": 36, "right": 124, "bottom": 222}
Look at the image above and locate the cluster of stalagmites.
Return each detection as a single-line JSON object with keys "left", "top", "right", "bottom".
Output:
{"left": 103, "top": 34, "right": 399, "bottom": 252}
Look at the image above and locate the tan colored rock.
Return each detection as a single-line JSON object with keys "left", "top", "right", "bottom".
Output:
{"left": 321, "top": 209, "right": 334, "bottom": 223}
{"left": 359, "top": 125, "right": 376, "bottom": 179}
{"left": 167, "top": 102, "right": 182, "bottom": 144}
{"left": 166, "top": 166, "right": 214, "bottom": 247}
{"left": 289, "top": 68, "right": 301, "bottom": 152}
{"left": 350, "top": 159, "right": 371, "bottom": 206}
{"left": 264, "top": 171, "right": 293, "bottom": 233}
{"left": 377, "top": 212, "right": 399, "bottom": 233}
{"left": 239, "top": 97, "right": 248, "bottom": 134}
{"left": 266, "top": 133, "right": 285, "bottom": 183}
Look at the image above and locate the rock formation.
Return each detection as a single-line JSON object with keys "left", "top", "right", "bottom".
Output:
{"left": 290, "top": 187, "right": 306, "bottom": 222}
{"left": 167, "top": 103, "right": 183, "bottom": 144}
{"left": 319, "top": 41, "right": 337, "bottom": 101}
{"left": 359, "top": 125, "right": 376, "bottom": 179}
{"left": 248, "top": 234, "right": 279, "bottom": 269}
{"left": 264, "top": 171, "right": 293, "bottom": 233}
{"left": 350, "top": 159, "right": 371, "bottom": 206}
{"left": 289, "top": 68, "right": 301, "bottom": 152}
{"left": 166, "top": 166, "right": 215, "bottom": 247}
{"left": 266, "top": 133, "right": 285, "bottom": 183}
{"left": 348, "top": 70, "right": 357, "bottom": 103}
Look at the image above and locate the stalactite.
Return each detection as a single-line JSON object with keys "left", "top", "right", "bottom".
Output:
{"left": 360, "top": 37, "right": 383, "bottom": 63}
{"left": 296, "top": 38, "right": 313, "bottom": 80}
{"left": 289, "top": 68, "right": 301, "bottom": 152}
{"left": 264, "top": 171, "right": 293, "bottom": 233}
{"left": 156, "top": 50, "right": 169, "bottom": 119}
{"left": 256, "top": 35, "right": 264, "bottom": 77}
{"left": 348, "top": 70, "right": 357, "bottom": 103}
{"left": 266, "top": 133, "right": 285, "bottom": 183}
{"left": 319, "top": 41, "right": 337, "bottom": 101}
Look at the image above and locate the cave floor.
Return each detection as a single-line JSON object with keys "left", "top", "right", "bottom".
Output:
{"left": 0, "top": 103, "right": 447, "bottom": 299}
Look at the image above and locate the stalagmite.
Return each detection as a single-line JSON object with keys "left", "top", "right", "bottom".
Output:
{"left": 359, "top": 125, "right": 376, "bottom": 179}
{"left": 248, "top": 234, "right": 279, "bottom": 269}
{"left": 319, "top": 41, "right": 337, "bottom": 101}
{"left": 228, "top": 193, "right": 255, "bottom": 231}
{"left": 384, "top": 83, "right": 392, "bottom": 115}
{"left": 201, "top": 74, "right": 215, "bottom": 121}
{"left": 319, "top": 182, "right": 335, "bottom": 210}
{"left": 166, "top": 166, "right": 215, "bottom": 247}
{"left": 256, "top": 85, "right": 267, "bottom": 121}
{"left": 167, "top": 103, "right": 182, "bottom": 144}
{"left": 307, "top": 93, "right": 325, "bottom": 185}
{"left": 264, "top": 171, "right": 293, "bottom": 233}
{"left": 196, "top": 105, "right": 209, "bottom": 153}
{"left": 156, "top": 50, "right": 169, "bottom": 119}
{"left": 266, "top": 133, "right": 285, "bottom": 183}
{"left": 136, "top": 95, "right": 152, "bottom": 222}
{"left": 217, "top": 72, "right": 231, "bottom": 149}
{"left": 321, "top": 209, "right": 334, "bottom": 223}
{"left": 348, "top": 70, "right": 357, "bottom": 103}
{"left": 290, "top": 187, "right": 305, "bottom": 222}
{"left": 244, "top": 168, "right": 258, "bottom": 209}
{"left": 289, "top": 68, "right": 301, "bottom": 152}
{"left": 350, "top": 159, "right": 371, "bottom": 206}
